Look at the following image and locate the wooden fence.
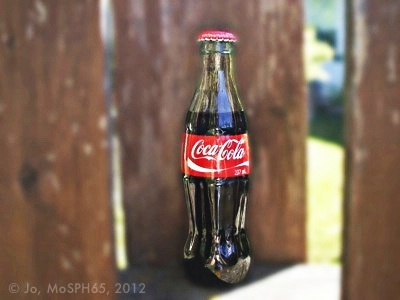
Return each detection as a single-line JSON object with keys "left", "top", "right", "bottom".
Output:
{"left": 114, "top": 0, "right": 306, "bottom": 266}
{"left": 0, "top": 1, "right": 115, "bottom": 299}
{"left": 342, "top": 0, "right": 400, "bottom": 299}
{"left": 0, "top": 0, "right": 398, "bottom": 299}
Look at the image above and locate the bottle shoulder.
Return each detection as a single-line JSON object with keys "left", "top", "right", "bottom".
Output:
{"left": 185, "top": 110, "right": 248, "bottom": 135}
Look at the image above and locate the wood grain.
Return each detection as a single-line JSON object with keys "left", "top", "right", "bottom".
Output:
{"left": 0, "top": 0, "right": 116, "bottom": 299}
{"left": 342, "top": 0, "right": 400, "bottom": 299}
{"left": 114, "top": 0, "right": 306, "bottom": 265}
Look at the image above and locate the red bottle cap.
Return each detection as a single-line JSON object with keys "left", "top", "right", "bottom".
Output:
{"left": 197, "top": 30, "right": 238, "bottom": 43}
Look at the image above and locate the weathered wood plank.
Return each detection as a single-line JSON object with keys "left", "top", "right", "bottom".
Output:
{"left": 342, "top": 0, "right": 400, "bottom": 299}
{"left": 0, "top": 0, "right": 116, "bottom": 299}
{"left": 114, "top": 0, "right": 306, "bottom": 265}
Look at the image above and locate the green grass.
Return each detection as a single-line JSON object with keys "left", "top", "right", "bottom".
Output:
{"left": 307, "top": 136, "right": 344, "bottom": 263}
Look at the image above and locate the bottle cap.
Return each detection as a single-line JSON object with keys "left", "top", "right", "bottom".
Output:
{"left": 197, "top": 30, "right": 238, "bottom": 43}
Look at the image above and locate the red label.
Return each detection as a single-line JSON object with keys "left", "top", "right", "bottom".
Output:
{"left": 181, "top": 133, "right": 250, "bottom": 178}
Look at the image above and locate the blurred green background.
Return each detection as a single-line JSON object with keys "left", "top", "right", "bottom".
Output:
{"left": 304, "top": 0, "right": 345, "bottom": 263}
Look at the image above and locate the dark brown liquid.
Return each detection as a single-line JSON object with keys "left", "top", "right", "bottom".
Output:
{"left": 185, "top": 111, "right": 248, "bottom": 136}
{"left": 182, "top": 111, "right": 250, "bottom": 285}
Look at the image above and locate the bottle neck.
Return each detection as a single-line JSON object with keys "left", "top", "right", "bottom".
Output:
{"left": 199, "top": 42, "right": 236, "bottom": 86}
{"left": 189, "top": 41, "right": 243, "bottom": 115}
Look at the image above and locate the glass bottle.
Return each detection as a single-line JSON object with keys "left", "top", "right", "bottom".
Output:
{"left": 181, "top": 30, "right": 251, "bottom": 285}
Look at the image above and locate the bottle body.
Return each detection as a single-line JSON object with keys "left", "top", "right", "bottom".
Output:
{"left": 181, "top": 32, "right": 251, "bottom": 284}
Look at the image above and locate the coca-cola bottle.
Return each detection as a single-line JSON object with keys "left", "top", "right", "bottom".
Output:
{"left": 181, "top": 30, "right": 251, "bottom": 285}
